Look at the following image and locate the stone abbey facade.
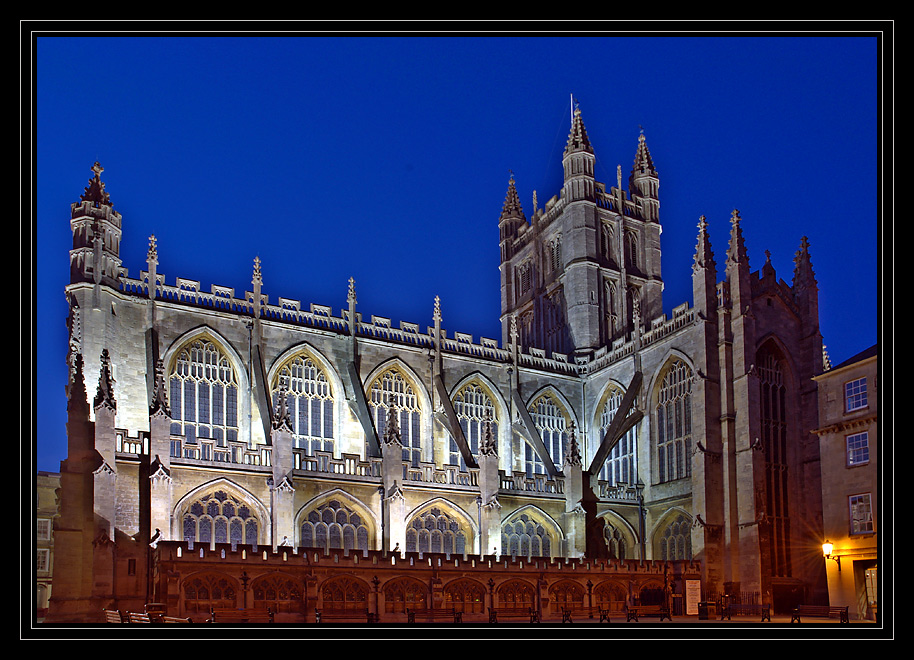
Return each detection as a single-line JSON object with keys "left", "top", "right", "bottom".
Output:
{"left": 46, "top": 107, "right": 829, "bottom": 623}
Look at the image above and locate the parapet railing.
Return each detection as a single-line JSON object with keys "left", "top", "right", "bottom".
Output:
{"left": 116, "top": 271, "right": 695, "bottom": 378}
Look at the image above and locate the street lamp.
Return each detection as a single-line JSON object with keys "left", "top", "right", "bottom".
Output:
{"left": 822, "top": 540, "right": 841, "bottom": 572}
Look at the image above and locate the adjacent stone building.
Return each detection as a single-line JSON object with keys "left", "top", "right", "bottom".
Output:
{"left": 46, "top": 106, "right": 831, "bottom": 623}
{"left": 813, "top": 345, "right": 879, "bottom": 620}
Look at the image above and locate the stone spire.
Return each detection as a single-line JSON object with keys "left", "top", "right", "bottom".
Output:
{"left": 631, "top": 128, "right": 657, "bottom": 177}
{"left": 792, "top": 236, "right": 817, "bottom": 289}
{"left": 94, "top": 349, "right": 116, "bottom": 411}
{"left": 692, "top": 215, "right": 716, "bottom": 274}
{"left": 80, "top": 162, "right": 113, "bottom": 208}
{"left": 564, "top": 105, "right": 593, "bottom": 157}
{"left": 564, "top": 421, "right": 582, "bottom": 467}
{"left": 499, "top": 172, "right": 525, "bottom": 224}
{"left": 562, "top": 103, "right": 596, "bottom": 202}
{"left": 726, "top": 209, "right": 749, "bottom": 266}
{"left": 498, "top": 172, "right": 526, "bottom": 262}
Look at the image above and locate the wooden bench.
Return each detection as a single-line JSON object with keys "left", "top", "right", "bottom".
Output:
{"left": 406, "top": 607, "right": 463, "bottom": 623}
{"left": 791, "top": 604, "right": 849, "bottom": 623}
{"left": 208, "top": 607, "right": 275, "bottom": 623}
{"left": 127, "top": 612, "right": 152, "bottom": 623}
{"left": 103, "top": 609, "right": 126, "bottom": 623}
{"left": 488, "top": 606, "right": 539, "bottom": 623}
{"left": 561, "top": 606, "right": 611, "bottom": 623}
{"left": 315, "top": 607, "right": 377, "bottom": 623}
{"left": 625, "top": 604, "right": 671, "bottom": 622}
{"left": 161, "top": 616, "right": 193, "bottom": 623}
{"left": 720, "top": 602, "right": 771, "bottom": 622}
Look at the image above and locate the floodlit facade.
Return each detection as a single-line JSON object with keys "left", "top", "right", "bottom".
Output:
{"left": 46, "top": 107, "right": 835, "bottom": 623}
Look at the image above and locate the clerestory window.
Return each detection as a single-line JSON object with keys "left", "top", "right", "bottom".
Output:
{"left": 169, "top": 337, "right": 239, "bottom": 447}
{"left": 369, "top": 368, "right": 422, "bottom": 467}
{"left": 272, "top": 352, "right": 334, "bottom": 455}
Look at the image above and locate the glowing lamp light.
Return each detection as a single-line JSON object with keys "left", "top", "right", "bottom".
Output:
{"left": 822, "top": 540, "right": 841, "bottom": 571}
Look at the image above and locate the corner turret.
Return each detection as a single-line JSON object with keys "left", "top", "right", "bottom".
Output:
{"left": 69, "top": 163, "right": 123, "bottom": 289}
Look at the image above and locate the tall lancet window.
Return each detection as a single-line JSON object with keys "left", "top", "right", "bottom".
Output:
{"left": 656, "top": 359, "right": 693, "bottom": 483}
{"left": 169, "top": 336, "right": 239, "bottom": 446}
{"left": 369, "top": 368, "right": 422, "bottom": 467}
{"left": 598, "top": 386, "right": 637, "bottom": 486}
{"left": 451, "top": 382, "right": 498, "bottom": 471}
{"left": 271, "top": 352, "right": 334, "bottom": 455}
{"left": 758, "top": 345, "right": 792, "bottom": 577}
{"left": 525, "top": 393, "right": 569, "bottom": 477}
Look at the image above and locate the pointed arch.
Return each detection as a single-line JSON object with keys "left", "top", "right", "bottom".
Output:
{"left": 319, "top": 575, "right": 373, "bottom": 609}
{"left": 364, "top": 357, "right": 431, "bottom": 465}
{"left": 524, "top": 385, "right": 578, "bottom": 477}
{"left": 296, "top": 489, "right": 378, "bottom": 553}
{"left": 591, "top": 510, "right": 638, "bottom": 560}
{"left": 162, "top": 326, "right": 249, "bottom": 448}
{"left": 172, "top": 477, "right": 269, "bottom": 547}
{"left": 592, "top": 378, "right": 639, "bottom": 487}
{"left": 651, "top": 352, "right": 696, "bottom": 484}
{"left": 500, "top": 504, "right": 564, "bottom": 560}
{"left": 404, "top": 498, "right": 476, "bottom": 556}
{"left": 755, "top": 336, "right": 797, "bottom": 579}
{"left": 268, "top": 342, "right": 344, "bottom": 455}
{"left": 442, "top": 577, "right": 487, "bottom": 614}
{"left": 448, "top": 372, "right": 509, "bottom": 470}
{"left": 251, "top": 571, "right": 304, "bottom": 614}
{"left": 650, "top": 507, "right": 693, "bottom": 561}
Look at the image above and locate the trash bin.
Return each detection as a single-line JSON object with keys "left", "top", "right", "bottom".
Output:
{"left": 698, "top": 602, "right": 717, "bottom": 620}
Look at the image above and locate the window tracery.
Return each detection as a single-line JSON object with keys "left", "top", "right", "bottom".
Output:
{"left": 656, "top": 359, "right": 693, "bottom": 483}
{"left": 300, "top": 499, "right": 370, "bottom": 553}
{"left": 502, "top": 512, "right": 553, "bottom": 559}
{"left": 405, "top": 506, "right": 468, "bottom": 556}
{"left": 181, "top": 489, "right": 259, "bottom": 548}
{"left": 658, "top": 512, "right": 692, "bottom": 561}
{"left": 526, "top": 393, "right": 569, "bottom": 476}
{"left": 271, "top": 352, "right": 334, "bottom": 454}
{"left": 598, "top": 385, "right": 637, "bottom": 486}
{"left": 168, "top": 337, "right": 239, "bottom": 447}
{"left": 451, "top": 382, "right": 498, "bottom": 470}
{"left": 369, "top": 368, "right": 422, "bottom": 467}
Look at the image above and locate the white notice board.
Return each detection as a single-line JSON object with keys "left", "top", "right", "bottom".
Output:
{"left": 685, "top": 580, "right": 701, "bottom": 615}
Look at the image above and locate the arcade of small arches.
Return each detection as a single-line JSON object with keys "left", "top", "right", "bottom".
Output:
{"left": 178, "top": 569, "right": 668, "bottom": 617}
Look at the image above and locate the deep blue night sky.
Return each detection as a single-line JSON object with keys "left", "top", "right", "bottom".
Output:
{"left": 32, "top": 31, "right": 884, "bottom": 474}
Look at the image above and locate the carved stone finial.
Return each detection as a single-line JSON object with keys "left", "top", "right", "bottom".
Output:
{"left": 564, "top": 420, "right": 582, "bottom": 467}
{"left": 94, "top": 348, "right": 116, "bottom": 411}
{"left": 80, "top": 162, "right": 112, "bottom": 207}
{"left": 348, "top": 276, "right": 357, "bottom": 305}
{"left": 433, "top": 295, "right": 441, "bottom": 323}
{"left": 252, "top": 256, "right": 262, "bottom": 285}
{"left": 383, "top": 397, "right": 402, "bottom": 446}
{"left": 150, "top": 358, "right": 170, "bottom": 417}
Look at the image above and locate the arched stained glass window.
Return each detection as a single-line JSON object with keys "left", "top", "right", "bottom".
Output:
{"left": 369, "top": 368, "right": 422, "bottom": 467}
{"left": 181, "top": 489, "right": 258, "bottom": 548}
{"left": 405, "top": 507, "right": 468, "bottom": 556}
{"left": 598, "top": 386, "right": 637, "bottom": 486}
{"left": 526, "top": 393, "right": 568, "bottom": 477}
{"left": 169, "top": 337, "right": 239, "bottom": 446}
{"left": 758, "top": 345, "right": 792, "bottom": 577}
{"left": 272, "top": 352, "right": 335, "bottom": 454}
{"left": 501, "top": 512, "right": 553, "bottom": 559}
{"left": 300, "top": 499, "right": 370, "bottom": 554}
{"left": 656, "top": 359, "right": 693, "bottom": 483}
{"left": 658, "top": 513, "right": 692, "bottom": 561}
{"left": 452, "top": 383, "right": 498, "bottom": 471}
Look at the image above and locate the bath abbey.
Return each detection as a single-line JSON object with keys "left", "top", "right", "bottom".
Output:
{"left": 46, "top": 107, "right": 830, "bottom": 624}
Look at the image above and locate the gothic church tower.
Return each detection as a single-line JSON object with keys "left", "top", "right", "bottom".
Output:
{"left": 499, "top": 106, "right": 663, "bottom": 358}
